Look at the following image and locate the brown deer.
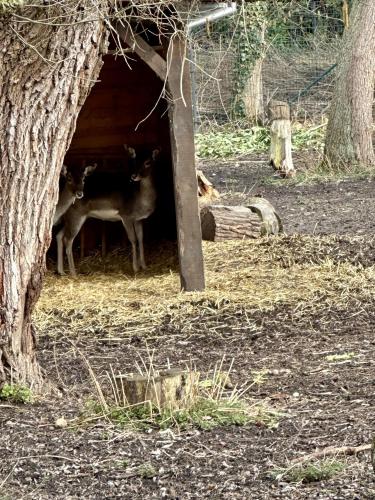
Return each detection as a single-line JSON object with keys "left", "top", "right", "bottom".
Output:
{"left": 56, "top": 146, "right": 160, "bottom": 276}
{"left": 53, "top": 164, "right": 96, "bottom": 226}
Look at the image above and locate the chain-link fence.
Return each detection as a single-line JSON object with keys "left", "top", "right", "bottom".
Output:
{"left": 190, "top": 3, "right": 346, "bottom": 128}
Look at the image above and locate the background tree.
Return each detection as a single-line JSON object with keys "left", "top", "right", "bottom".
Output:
{"left": 0, "top": 1, "right": 108, "bottom": 389}
{"left": 324, "top": 0, "right": 375, "bottom": 167}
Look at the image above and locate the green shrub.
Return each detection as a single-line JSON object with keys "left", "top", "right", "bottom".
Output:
{"left": 0, "top": 383, "right": 32, "bottom": 403}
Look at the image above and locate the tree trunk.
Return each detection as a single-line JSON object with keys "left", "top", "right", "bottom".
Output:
{"left": 243, "top": 58, "right": 264, "bottom": 125}
{"left": 324, "top": 0, "right": 375, "bottom": 167}
{"left": 0, "top": 5, "right": 108, "bottom": 390}
{"left": 243, "top": 24, "right": 266, "bottom": 125}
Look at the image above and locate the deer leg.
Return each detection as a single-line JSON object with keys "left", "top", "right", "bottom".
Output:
{"left": 65, "top": 238, "right": 77, "bottom": 277}
{"left": 134, "top": 220, "right": 146, "bottom": 270}
{"left": 64, "top": 214, "right": 87, "bottom": 277}
{"left": 56, "top": 227, "right": 66, "bottom": 276}
{"left": 121, "top": 218, "right": 139, "bottom": 272}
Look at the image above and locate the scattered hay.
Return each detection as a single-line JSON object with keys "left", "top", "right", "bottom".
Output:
{"left": 35, "top": 235, "right": 375, "bottom": 340}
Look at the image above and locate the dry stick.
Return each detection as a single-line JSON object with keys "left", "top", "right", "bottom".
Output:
{"left": 291, "top": 443, "right": 371, "bottom": 464}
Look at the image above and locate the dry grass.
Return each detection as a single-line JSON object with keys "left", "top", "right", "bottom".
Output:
{"left": 35, "top": 235, "right": 375, "bottom": 340}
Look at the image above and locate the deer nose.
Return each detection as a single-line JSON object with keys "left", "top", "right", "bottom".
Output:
{"left": 76, "top": 191, "right": 84, "bottom": 199}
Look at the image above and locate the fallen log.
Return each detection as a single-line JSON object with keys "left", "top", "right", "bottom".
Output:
{"left": 115, "top": 369, "right": 199, "bottom": 410}
{"left": 201, "top": 205, "right": 261, "bottom": 241}
{"left": 201, "top": 198, "right": 282, "bottom": 241}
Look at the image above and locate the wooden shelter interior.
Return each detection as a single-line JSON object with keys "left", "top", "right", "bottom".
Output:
{"left": 50, "top": 25, "right": 177, "bottom": 264}
{"left": 50, "top": 5, "right": 205, "bottom": 292}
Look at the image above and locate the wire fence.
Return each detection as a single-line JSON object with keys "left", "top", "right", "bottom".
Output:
{"left": 190, "top": 4, "right": 346, "bottom": 128}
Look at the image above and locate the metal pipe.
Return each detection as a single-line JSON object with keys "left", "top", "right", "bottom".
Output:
{"left": 187, "top": 2, "right": 237, "bottom": 31}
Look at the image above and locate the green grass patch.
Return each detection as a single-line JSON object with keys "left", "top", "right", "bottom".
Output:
{"left": 270, "top": 459, "right": 346, "bottom": 483}
{"left": 81, "top": 359, "right": 284, "bottom": 433}
{"left": 195, "top": 125, "right": 269, "bottom": 159}
{"left": 85, "top": 396, "right": 253, "bottom": 432}
{"left": 195, "top": 123, "right": 326, "bottom": 160}
{"left": 0, "top": 383, "right": 33, "bottom": 403}
{"left": 263, "top": 160, "right": 374, "bottom": 186}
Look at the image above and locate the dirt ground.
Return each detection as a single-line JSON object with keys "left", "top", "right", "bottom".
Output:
{"left": 1, "top": 154, "right": 375, "bottom": 499}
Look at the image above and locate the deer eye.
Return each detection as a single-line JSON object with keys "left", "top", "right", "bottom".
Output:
{"left": 145, "top": 160, "right": 151, "bottom": 167}
{"left": 66, "top": 174, "right": 73, "bottom": 182}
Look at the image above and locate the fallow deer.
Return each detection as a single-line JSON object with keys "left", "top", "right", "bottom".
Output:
{"left": 56, "top": 146, "right": 160, "bottom": 276}
{"left": 53, "top": 164, "right": 96, "bottom": 226}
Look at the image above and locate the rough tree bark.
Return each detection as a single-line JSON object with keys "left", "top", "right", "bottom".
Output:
{"left": 324, "top": 0, "right": 375, "bottom": 167}
{"left": 243, "top": 23, "right": 266, "bottom": 125}
{"left": 0, "top": 4, "right": 108, "bottom": 390}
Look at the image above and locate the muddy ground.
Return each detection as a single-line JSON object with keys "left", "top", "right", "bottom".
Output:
{"left": 1, "top": 155, "right": 375, "bottom": 499}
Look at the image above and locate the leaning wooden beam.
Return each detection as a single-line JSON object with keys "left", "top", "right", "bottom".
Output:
{"left": 116, "top": 25, "right": 167, "bottom": 81}
{"left": 167, "top": 35, "right": 205, "bottom": 291}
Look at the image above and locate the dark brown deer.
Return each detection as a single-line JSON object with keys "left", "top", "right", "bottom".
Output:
{"left": 53, "top": 164, "right": 96, "bottom": 225}
{"left": 56, "top": 146, "right": 160, "bottom": 276}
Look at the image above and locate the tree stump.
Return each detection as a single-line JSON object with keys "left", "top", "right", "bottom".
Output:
{"left": 115, "top": 369, "right": 199, "bottom": 410}
{"left": 268, "top": 100, "right": 295, "bottom": 178}
{"left": 201, "top": 199, "right": 282, "bottom": 242}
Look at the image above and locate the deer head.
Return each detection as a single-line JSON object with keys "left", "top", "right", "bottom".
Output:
{"left": 61, "top": 163, "right": 97, "bottom": 199}
{"left": 130, "top": 148, "right": 161, "bottom": 182}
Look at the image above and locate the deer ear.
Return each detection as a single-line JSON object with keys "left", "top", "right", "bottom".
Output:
{"left": 152, "top": 148, "right": 161, "bottom": 160}
{"left": 61, "top": 165, "right": 68, "bottom": 177}
{"left": 84, "top": 163, "right": 97, "bottom": 176}
{"left": 124, "top": 144, "right": 136, "bottom": 159}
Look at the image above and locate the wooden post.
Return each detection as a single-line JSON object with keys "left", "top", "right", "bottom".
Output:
{"left": 268, "top": 100, "right": 295, "bottom": 178}
{"left": 167, "top": 35, "right": 205, "bottom": 291}
{"left": 117, "top": 26, "right": 205, "bottom": 291}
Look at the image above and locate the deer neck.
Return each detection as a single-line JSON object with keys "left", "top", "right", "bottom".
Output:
{"left": 53, "top": 184, "right": 76, "bottom": 225}
{"left": 138, "top": 174, "right": 156, "bottom": 200}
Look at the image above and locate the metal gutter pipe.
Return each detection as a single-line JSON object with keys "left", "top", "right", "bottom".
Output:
{"left": 187, "top": 2, "right": 237, "bottom": 31}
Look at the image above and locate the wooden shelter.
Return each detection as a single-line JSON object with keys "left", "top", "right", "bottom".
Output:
{"left": 61, "top": 3, "right": 232, "bottom": 292}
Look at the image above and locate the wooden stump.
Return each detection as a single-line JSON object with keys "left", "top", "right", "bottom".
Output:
{"left": 268, "top": 100, "right": 295, "bottom": 178}
{"left": 115, "top": 369, "right": 199, "bottom": 410}
{"left": 201, "top": 199, "right": 282, "bottom": 242}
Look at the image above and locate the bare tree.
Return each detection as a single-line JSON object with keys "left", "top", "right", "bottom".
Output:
{"left": 0, "top": 2, "right": 108, "bottom": 389}
{"left": 324, "top": 0, "right": 375, "bottom": 167}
